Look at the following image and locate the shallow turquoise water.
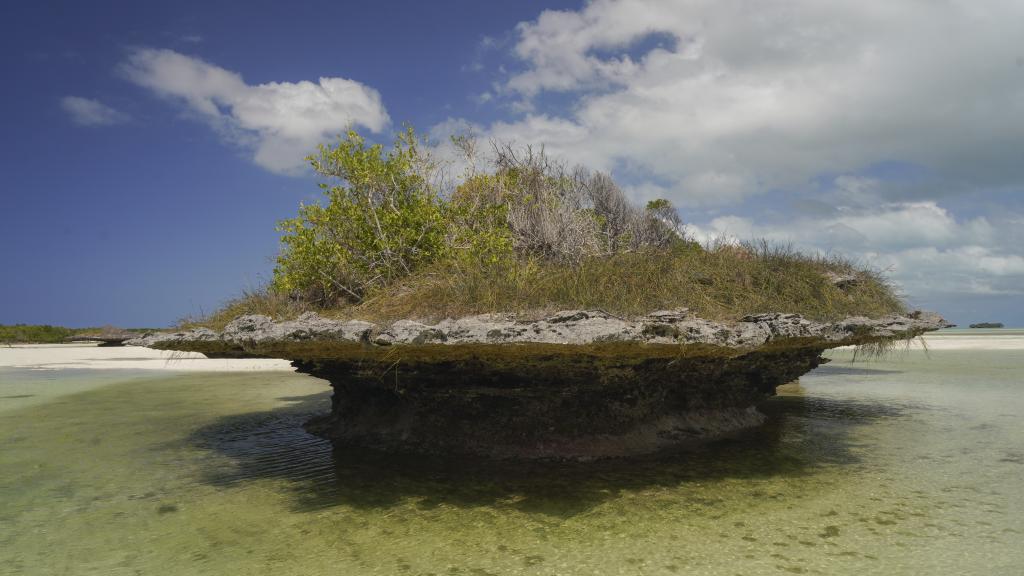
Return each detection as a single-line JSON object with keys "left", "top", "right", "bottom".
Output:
{"left": 1, "top": 343, "right": 1022, "bottom": 575}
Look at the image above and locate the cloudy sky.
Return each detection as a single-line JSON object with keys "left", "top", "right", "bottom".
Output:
{"left": 2, "top": 0, "right": 1022, "bottom": 327}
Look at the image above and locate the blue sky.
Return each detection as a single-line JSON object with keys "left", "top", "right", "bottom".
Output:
{"left": 2, "top": 0, "right": 1023, "bottom": 327}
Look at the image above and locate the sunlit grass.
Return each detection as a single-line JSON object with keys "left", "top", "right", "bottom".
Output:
{"left": 185, "top": 240, "right": 905, "bottom": 329}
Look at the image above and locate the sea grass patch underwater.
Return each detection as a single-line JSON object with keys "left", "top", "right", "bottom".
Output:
{"left": 183, "top": 128, "right": 904, "bottom": 330}
{"left": 2, "top": 344, "right": 1023, "bottom": 575}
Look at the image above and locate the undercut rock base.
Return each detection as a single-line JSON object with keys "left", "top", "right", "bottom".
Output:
{"left": 131, "top": 309, "right": 949, "bottom": 459}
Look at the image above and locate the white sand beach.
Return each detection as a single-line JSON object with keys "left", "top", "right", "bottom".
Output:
{"left": 0, "top": 343, "right": 294, "bottom": 371}
{"left": 899, "top": 330, "right": 1024, "bottom": 351}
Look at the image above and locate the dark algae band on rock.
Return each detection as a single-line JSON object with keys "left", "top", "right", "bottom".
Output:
{"left": 131, "top": 309, "right": 949, "bottom": 459}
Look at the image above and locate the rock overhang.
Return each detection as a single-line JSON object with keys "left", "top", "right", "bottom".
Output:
{"left": 129, "top": 309, "right": 950, "bottom": 362}
{"left": 128, "top": 309, "right": 949, "bottom": 458}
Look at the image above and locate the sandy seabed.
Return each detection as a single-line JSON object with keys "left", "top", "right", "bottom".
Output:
{"left": 0, "top": 343, "right": 294, "bottom": 371}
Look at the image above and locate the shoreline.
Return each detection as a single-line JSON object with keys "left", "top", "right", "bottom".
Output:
{"left": 0, "top": 343, "right": 294, "bottom": 372}
{"left": 883, "top": 330, "right": 1024, "bottom": 351}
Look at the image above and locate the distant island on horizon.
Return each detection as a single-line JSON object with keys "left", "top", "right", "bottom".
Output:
{"left": 0, "top": 324, "right": 156, "bottom": 344}
{"left": 969, "top": 322, "right": 1005, "bottom": 329}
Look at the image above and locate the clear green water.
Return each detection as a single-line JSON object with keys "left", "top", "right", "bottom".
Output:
{"left": 1, "top": 345, "right": 1022, "bottom": 575}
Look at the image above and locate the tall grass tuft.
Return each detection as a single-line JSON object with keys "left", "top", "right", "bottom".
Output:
{"left": 185, "top": 240, "right": 904, "bottom": 329}
{"left": 350, "top": 241, "right": 904, "bottom": 323}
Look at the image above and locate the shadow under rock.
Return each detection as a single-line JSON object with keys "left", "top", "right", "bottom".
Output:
{"left": 186, "top": 387, "right": 910, "bottom": 518}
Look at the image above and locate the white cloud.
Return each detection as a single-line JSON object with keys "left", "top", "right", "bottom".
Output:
{"left": 688, "top": 199, "right": 1024, "bottom": 298}
{"left": 60, "top": 96, "right": 128, "bottom": 126}
{"left": 468, "top": 0, "right": 1024, "bottom": 205}
{"left": 441, "top": 0, "right": 1024, "bottom": 306}
{"left": 121, "top": 48, "right": 390, "bottom": 174}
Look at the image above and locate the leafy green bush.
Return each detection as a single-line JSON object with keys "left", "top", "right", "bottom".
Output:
{"left": 271, "top": 128, "right": 684, "bottom": 305}
{"left": 273, "top": 128, "right": 452, "bottom": 304}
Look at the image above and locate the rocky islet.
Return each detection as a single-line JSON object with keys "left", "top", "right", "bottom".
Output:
{"left": 131, "top": 309, "right": 949, "bottom": 458}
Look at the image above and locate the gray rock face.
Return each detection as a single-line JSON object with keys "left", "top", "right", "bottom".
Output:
{"left": 129, "top": 309, "right": 949, "bottom": 354}
{"left": 129, "top": 309, "right": 949, "bottom": 459}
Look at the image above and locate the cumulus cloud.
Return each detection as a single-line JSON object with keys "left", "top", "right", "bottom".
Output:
{"left": 688, "top": 196, "right": 1024, "bottom": 299}
{"left": 60, "top": 96, "right": 128, "bottom": 126}
{"left": 121, "top": 48, "right": 390, "bottom": 173}
{"left": 435, "top": 0, "right": 1024, "bottom": 309}
{"left": 468, "top": 0, "right": 1024, "bottom": 205}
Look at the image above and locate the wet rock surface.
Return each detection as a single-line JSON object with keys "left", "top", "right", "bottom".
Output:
{"left": 130, "top": 310, "right": 949, "bottom": 459}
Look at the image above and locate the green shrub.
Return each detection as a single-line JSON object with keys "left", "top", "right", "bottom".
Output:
{"left": 271, "top": 128, "right": 685, "bottom": 305}
{"left": 272, "top": 128, "right": 452, "bottom": 304}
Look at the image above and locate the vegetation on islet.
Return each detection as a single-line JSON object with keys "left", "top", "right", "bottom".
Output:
{"left": 185, "top": 127, "right": 905, "bottom": 329}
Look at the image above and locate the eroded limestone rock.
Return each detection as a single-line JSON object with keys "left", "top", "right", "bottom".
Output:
{"left": 129, "top": 309, "right": 949, "bottom": 459}
{"left": 131, "top": 309, "right": 948, "bottom": 352}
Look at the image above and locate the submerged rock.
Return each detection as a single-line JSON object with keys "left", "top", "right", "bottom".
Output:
{"left": 130, "top": 310, "right": 949, "bottom": 459}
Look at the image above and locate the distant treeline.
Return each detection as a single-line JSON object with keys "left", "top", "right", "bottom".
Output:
{"left": 0, "top": 324, "right": 155, "bottom": 344}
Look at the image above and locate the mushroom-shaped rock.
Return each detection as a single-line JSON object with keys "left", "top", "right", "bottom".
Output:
{"left": 133, "top": 309, "right": 949, "bottom": 459}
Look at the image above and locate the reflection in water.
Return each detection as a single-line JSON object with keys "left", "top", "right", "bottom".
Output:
{"left": 188, "top": 385, "right": 913, "bottom": 516}
{"left": 1, "top": 349, "right": 1023, "bottom": 575}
